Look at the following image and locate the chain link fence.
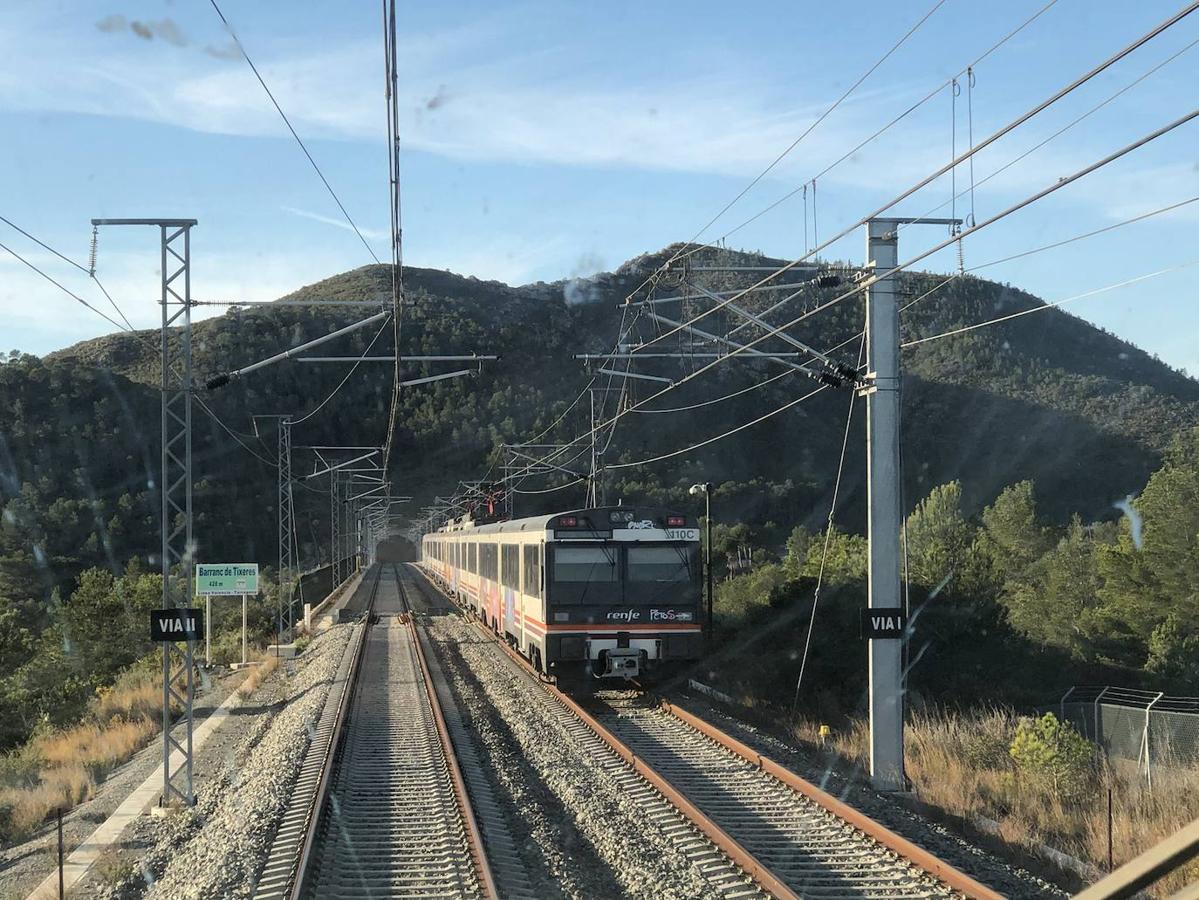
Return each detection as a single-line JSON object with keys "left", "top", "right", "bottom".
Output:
{"left": 1057, "top": 685, "right": 1199, "bottom": 785}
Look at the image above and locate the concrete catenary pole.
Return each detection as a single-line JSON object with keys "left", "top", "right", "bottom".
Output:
{"left": 864, "top": 218, "right": 905, "bottom": 792}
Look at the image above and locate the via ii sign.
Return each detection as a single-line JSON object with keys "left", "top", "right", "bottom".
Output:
{"left": 150, "top": 609, "right": 204, "bottom": 642}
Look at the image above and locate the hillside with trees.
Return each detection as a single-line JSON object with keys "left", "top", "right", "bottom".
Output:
{"left": 2, "top": 245, "right": 1198, "bottom": 750}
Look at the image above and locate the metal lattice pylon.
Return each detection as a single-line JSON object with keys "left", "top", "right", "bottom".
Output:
{"left": 92, "top": 218, "right": 198, "bottom": 808}
{"left": 159, "top": 222, "right": 196, "bottom": 806}
{"left": 331, "top": 470, "right": 341, "bottom": 587}
{"left": 277, "top": 418, "right": 294, "bottom": 640}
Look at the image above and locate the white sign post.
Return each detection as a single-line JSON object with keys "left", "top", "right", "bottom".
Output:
{"left": 195, "top": 564, "right": 260, "bottom": 668}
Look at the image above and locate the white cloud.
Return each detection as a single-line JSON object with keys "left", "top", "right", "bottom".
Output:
{"left": 0, "top": 17, "right": 902, "bottom": 184}
{"left": 281, "top": 206, "right": 390, "bottom": 241}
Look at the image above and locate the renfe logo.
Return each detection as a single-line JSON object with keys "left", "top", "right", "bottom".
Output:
{"left": 606, "top": 609, "right": 641, "bottom": 622}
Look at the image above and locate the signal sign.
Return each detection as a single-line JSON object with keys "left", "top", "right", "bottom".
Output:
{"left": 150, "top": 608, "right": 205, "bottom": 642}
{"left": 860, "top": 608, "right": 906, "bottom": 639}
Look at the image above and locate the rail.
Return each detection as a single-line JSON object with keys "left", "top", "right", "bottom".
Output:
{"left": 287, "top": 564, "right": 380, "bottom": 899}
{"left": 410, "top": 561, "right": 1003, "bottom": 900}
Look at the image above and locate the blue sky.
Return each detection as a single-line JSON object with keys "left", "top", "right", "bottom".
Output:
{"left": 1, "top": 0, "right": 1197, "bottom": 373}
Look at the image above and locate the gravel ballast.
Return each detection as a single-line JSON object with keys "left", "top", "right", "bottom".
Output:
{"left": 670, "top": 691, "right": 1070, "bottom": 899}
{"left": 421, "top": 609, "right": 755, "bottom": 900}
{"left": 82, "top": 624, "right": 354, "bottom": 899}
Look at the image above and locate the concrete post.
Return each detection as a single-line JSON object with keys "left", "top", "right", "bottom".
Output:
{"left": 865, "top": 219, "right": 905, "bottom": 792}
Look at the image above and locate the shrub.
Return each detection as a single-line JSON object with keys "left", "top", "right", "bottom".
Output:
{"left": 1009, "top": 712, "right": 1095, "bottom": 800}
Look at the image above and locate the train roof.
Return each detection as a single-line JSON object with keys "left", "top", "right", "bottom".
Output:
{"left": 426, "top": 506, "right": 697, "bottom": 538}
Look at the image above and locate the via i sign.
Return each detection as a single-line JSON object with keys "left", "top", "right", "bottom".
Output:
{"left": 860, "top": 608, "right": 907, "bottom": 639}
{"left": 150, "top": 608, "right": 205, "bottom": 642}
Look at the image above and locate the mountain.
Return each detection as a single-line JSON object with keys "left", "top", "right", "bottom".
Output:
{"left": 5, "top": 245, "right": 1197, "bottom": 608}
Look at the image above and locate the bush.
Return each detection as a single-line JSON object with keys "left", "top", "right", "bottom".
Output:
{"left": 1009, "top": 712, "right": 1095, "bottom": 800}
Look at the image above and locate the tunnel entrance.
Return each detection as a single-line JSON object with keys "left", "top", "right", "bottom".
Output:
{"left": 376, "top": 534, "right": 417, "bottom": 563}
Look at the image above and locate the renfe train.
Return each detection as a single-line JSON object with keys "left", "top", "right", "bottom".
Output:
{"left": 420, "top": 507, "right": 703, "bottom": 681}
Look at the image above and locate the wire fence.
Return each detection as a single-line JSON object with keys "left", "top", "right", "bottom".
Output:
{"left": 1057, "top": 685, "right": 1199, "bottom": 786}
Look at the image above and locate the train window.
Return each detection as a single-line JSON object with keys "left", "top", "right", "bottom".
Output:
{"left": 468, "top": 542, "right": 477, "bottom": 574}
{"left": 480, "top": 543, "right": 498, "bottom": 580}
{"left": 628, "top": 546, "right": 695, "bottom": 583}
{"left": 501, "top": 545, "right": 519, "bottom": 590}
{"left": 523, "top": 545, "right": 541, "bottom": 599}
{"left": 553, "top": 546, "right": 618, "bottom": 583}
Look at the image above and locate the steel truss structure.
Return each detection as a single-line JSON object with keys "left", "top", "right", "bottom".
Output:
{"left": 92, "top": 218, "right": 198, "bottom": 807}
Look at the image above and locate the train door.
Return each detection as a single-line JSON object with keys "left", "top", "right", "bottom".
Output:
{"left": 502, "top": 542, "right": 517, "bottom": 639}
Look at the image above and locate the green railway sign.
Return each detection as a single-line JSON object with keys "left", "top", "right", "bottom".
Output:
{"left": 195, "top": 563, "right": 259, "bottom": 596}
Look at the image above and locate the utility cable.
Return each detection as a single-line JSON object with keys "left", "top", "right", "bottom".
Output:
{"left": 1, "top": 216, "right": 139, "bottom": 334}
{"left": 207, "top": 0, "right": 382, "bottom": 265}
{"left": 635, "top": 0, "right": 1062, "bottom": 278}
{"left": 292, "top": 315, "right": 393, "bottom": 425}
{"left": 521, "top": 105, "right": 1199, "bottom": 480}
{"left": 0, "top": 237, "right": 149, "bottom": 341}
{"left": 901, "top": 260, "right": 1199, "bottom": 348}
{"left": 623, "top": 0, "right": 951, "bottom": 300}
{"left": 898, "top": 31, "right": 1199, "bottom": 235}
{"left": 632, "top": 103, "right": 1199, "bottom": 386}
{"left": 792, "top": 332, "right": 865, "bottom": 710}
{"left": 900, "top": 194, "right": 1199, "bottom": 315}
{"left": 633, "top": 2, "right": 1199, "bottom": 353}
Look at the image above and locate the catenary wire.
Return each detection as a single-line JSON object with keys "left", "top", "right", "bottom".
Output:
{"left": 902, "top": 260, "right": 1199, "bottom": 348}
{"left": 291, "top": 315, "right": 393, "bottom": 425}
{"left": 0, "top": 238, "right": 150, "bottom": 341}
{"left": 194, "top": 396, "right": 276, "bottom": 466}
{"left": 0, "top": 216, "right": 139, "bottom": 333}
{"left": 630, "top": 103, "right": 1199, "bottom": 398}
{"left": 706, "top": 0, "right": 1062, "bottom": 252}
{"left": 207, "top": 0, "right": 382, "bottom": 265}
{"left": 793, "top": 332, "right": 866, "bottom": 709}
{"left": 623, "top": 0, "right": 951, "bottom": 301}
{"left": 507, "top": 106, "right": 1199, "bottom": 488}
{"left": 633, "top": 2, "right": 1199, "bottom": 354}
{"left": 572, "top": 108, "right": 1199, "bottom": 457}
{"left": 897, "top": 31, "right": 1199, "bottom": 235}
{"left": 899, "top": 194, "right": 1199, "bottom": 316}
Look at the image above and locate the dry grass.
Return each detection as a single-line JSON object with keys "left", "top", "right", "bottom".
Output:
{"left": 236, "top": 652, "right": 280, "bottom": 698}
{"left": 794, "top": 708, "right": 1199, "bottom": 895}
{"left": 0, "top": 666, "right": 166, "bottom": 844}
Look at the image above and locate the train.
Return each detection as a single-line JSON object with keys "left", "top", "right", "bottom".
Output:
{"left": 420, "top": 506, "right": 703, "bottom": 681}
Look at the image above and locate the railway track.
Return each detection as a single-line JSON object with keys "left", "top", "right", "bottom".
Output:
{"left": 257, "top": 564, "right": 497, "bottom": 899}
{"left": 408, "top": 562, "right": 1004, "bottom": 900}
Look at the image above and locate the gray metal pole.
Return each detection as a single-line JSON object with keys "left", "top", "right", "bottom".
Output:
{"left": 865, "top": 219, "right": 905, "bottom": 792}
{"left": 94, "top": 218, "right": 199, "bottom": 807}
{"left": 241, "top": 593, "right": 248, "bottom": 667}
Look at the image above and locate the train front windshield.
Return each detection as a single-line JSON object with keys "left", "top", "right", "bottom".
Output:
{"left": 548, "top": 543, "right": 700, "bottom": 607}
